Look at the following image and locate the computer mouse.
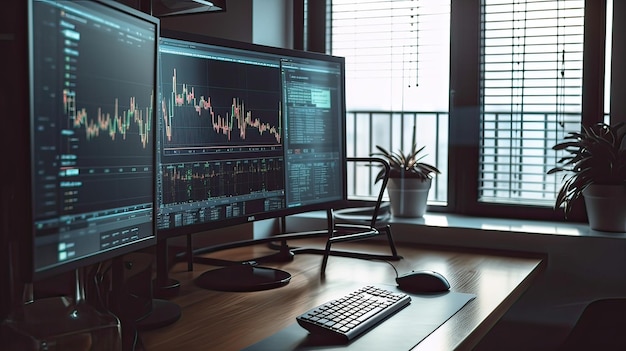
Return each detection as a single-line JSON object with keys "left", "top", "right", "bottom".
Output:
{"left": 395, "top": 270, "right": 450, "bottom": 293}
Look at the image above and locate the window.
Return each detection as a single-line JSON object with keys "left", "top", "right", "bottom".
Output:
{"left": 479, "top": 0, "right": 585, "bottom": 206}
{"left": 329, "top": 0, "right": 451, "bottom": 204}
{"left": 314, "top": 0, "right": 613, "bottom": 220}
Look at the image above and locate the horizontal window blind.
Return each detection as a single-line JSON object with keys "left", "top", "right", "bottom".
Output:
{"left": 479, "top": 0, "right": 585, "bottom": 205}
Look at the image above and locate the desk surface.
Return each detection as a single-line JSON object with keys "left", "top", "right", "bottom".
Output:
{"left": 140, "top": 238, "right": 545, "bottom": 351}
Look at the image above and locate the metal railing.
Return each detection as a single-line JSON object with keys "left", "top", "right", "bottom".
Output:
{"left": 345, "top": 108, "right": 615, "bottom": 208}
{"left": 345, "top": 110, "right": 449, "bottom": 203}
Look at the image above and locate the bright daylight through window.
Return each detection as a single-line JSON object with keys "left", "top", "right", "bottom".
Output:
{"left": 328, "top": 0, "right": 603, "bottom": 213}
{"left": 329, "top": 0, "right": 450, "bottom": 204}
{"left": 479, "top": 0, "right": 585, "bottom": 206}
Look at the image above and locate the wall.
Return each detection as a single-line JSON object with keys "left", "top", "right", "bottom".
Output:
{"left": 157, "top": 0, "right": 292, "bottom": 48}
{"left": 1, "top": 0, "right": 31, "bottom": 321}
{"left": 252, "top": 0, "right": 293, "bottom": 48}
{"left": 159, "top": 0, "right": 254, "bottom": 43}
{"left": 611, "top": 0, "right": 626, "bottom": 124}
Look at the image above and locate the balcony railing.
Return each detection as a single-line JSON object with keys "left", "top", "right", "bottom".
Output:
{"left": 345, "top": 110, "right": 449, "bottom": 204}
{"left": 345, "top": 110, "right": 602, "bottom": 206}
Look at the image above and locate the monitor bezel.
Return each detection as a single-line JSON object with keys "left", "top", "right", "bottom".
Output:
{"left": 156, "top": 29, "right": 348, "bottom": 241}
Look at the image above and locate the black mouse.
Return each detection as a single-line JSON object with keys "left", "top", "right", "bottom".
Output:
{"left": 396, "top": 270, "right": 450, "bottom": 293}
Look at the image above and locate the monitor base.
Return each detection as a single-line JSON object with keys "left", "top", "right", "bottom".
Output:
{"left": 194, "top": 265, "right": 291, "bottom": 292}
{"left": 152, "top": 278, "right": 181, "bottom": 299}
{"left": 136, "top": 299, "right": 181, "bottom": 331}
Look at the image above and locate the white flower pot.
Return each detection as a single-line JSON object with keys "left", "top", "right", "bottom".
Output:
{"left": 582, "top": 184, "right": 626, "bottom": 232}
{"left": 387, "top": 178, "right": 432, "bottom": 218}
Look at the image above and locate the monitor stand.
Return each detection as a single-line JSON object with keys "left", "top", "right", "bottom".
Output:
{"left": 109, "top": 254, "right": 181, "bottom": 334}
{"left": 194, "top": 264, "right": 291, "bottom": 292}
{"left": 193, "top": 238, "right": 294, "bottom": 292}
{"left": 1, "top": 268, "right": 122, "bottom": 351}
{"left": 153, "top": 239, "right": 181, "bottom": 299}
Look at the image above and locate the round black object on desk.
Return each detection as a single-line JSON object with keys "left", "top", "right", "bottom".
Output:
{"left": 136, "top": 299, "right": 182, "bottom": 331}
{"left": 114, "top": 253, "right": 181, "bottom": 331}
{"left": 194, "top": 265, "right": 291, "bottom": 292}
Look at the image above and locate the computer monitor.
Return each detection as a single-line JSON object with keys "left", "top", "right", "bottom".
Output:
{"left": 1, "top": 0, "right": 160, "bottom": 347}
{"left": 157, "top": 31, "right": 347, "bottom": 237}
{"left": 27, "top": 0, "right": 159, "bottom": 282}
{"left": 156, "top": 31, "right": 347, "bottom": 290}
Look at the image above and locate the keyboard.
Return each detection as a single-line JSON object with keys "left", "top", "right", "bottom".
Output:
{"left": 296, "top": 286, "right": 411, "bottom": 342}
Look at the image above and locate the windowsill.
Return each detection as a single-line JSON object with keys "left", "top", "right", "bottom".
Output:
{"left": 290, "top": 210, "right": 626, "bottom": 241}
{"left": 382, "top": 212, "right": 626, "bottom": 238}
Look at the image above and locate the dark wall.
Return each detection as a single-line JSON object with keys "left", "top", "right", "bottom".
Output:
{"left": 611, "top": 0, "right": 626, "bottom": 124}
{"left": 115, "top": 0, "right": 254, "bottom": 43}
{"left": 159, "top": 0, "right": 254, "bottom": 43}
{"left": 1, "top": 0, "right": 30, "bottom": 320}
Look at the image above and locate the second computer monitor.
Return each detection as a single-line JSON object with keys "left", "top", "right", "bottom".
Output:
{"left": 156, "top": 31, "right": 347, "bottom": 239}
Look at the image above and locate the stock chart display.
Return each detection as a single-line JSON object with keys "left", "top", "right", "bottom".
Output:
{"left": 33, "top": 5, "right": 155, "bottom": 217}
{"left": 156, "top": 36, "right": 346, "bottom": 234}
{"left": 157, "top": 40, "right": 286, "bottom": 230}
{"left": 30, "top": 0, "right": 157, "bottom": 276}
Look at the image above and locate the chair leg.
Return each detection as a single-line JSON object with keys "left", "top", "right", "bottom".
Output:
{"left": 381, "top": 224, "right": 401, "bottom": 259}
{"left": 186, "top": 234, "right": 193, "bottom": 272}
{"left": 320, "top": 237, "right": 333, "bottom": 277}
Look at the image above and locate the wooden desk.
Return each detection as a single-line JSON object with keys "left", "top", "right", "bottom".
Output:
{"left": 140, "top": 238, "right": 545, "bottom": 351}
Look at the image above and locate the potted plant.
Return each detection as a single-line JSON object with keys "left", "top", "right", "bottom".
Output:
{"left": 547, "top": 122, "right": 626, "bottom": 232}
{"left": 372, "top": 143, "right": 441, "bottom": 218}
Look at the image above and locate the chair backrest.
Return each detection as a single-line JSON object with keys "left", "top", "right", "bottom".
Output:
{"left": 558, "top": 298, "right": 626, "bottom": 350}
{"left": 335, "top": 157, "right": 391, "bottom": 228}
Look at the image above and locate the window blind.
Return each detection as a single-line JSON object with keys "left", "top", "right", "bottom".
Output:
{"left": 479, "top": 0, "right": 585, "bottom": 205}
{"left": 330, "top": 0, "right": 450, "bottom": 112}
{"left": 329, "top": 0, "right": 451, "bottom": 202}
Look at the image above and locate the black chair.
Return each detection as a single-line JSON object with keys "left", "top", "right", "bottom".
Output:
{"left": 315, "top": 157, "right": 402, "bottom": 275}
{"left": 558, "top": 298, "right": 626, "bottom": 351}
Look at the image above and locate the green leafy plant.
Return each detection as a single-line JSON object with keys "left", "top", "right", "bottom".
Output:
{"left": 547, "top": 122, "right": 626, "bottom": 215}
{"left": 371, "top": 143, "right": 441, "bottom": 183}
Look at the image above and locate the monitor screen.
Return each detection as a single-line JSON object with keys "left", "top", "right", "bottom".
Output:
{"left": 28, "top": 0, "right": 159, "bottom": 280}
{"left": 156, "top": 32, "right": 347, "bottom": 239}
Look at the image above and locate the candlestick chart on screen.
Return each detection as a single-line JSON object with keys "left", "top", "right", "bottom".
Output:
{"left": 159, "top": 54, "right": 282, "bottom": 153}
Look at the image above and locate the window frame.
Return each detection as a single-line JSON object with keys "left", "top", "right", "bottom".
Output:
{"left": 449, "top": 0, "right": 608, "bottom": 222}
{"left": 303, "top": 0, "right": 618, "bottom": 223}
